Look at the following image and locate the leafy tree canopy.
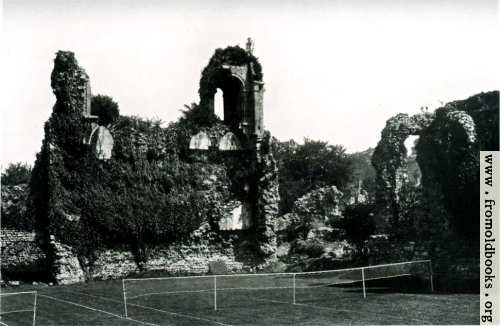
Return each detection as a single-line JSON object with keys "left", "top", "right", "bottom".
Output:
{"left": 91, "top": 94, "right": 120, "bottom": 126}
{"left": 1, "top": 162, "right": 32, "bottom": 186}
{"left": 273, "top": 138, "right": 353, "bottom": 214}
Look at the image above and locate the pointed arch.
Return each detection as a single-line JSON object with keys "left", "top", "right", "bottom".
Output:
{"left": 189, "top": 131, "right": 211, "bottom": 150}
{"left": 219, "top": 132, "right": 242, "bottom": 151}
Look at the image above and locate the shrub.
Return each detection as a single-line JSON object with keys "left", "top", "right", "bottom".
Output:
{"left": 291, "top": 239, "right": 326, "bottom": 258}
{"left": 262, "top": 261, "right": 288, "bottom": 273}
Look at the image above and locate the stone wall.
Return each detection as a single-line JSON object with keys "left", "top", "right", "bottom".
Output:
{"left": 91, "top": 244, "right": 244, "bottom": 280}
{"left": 372, "top": 91, "right": 498, "bottom": 237}
{"left": 1, "top": 229, "right": 46, "bottom": 279}
{"left": 255, "top": 137, "right": 279, "bottom": 259}
{"left": 1, "top": 228, "right": 250, "bottom": 283}
{"left": 366, "top": 235, "right": 479, "bottom": 291}
{"left": 50, "top": 239, "right": 85, "bottom": 284}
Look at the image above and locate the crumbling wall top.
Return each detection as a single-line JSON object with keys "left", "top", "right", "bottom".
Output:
{"left": 51, "top": 51, "right": 92, "bottom": 116}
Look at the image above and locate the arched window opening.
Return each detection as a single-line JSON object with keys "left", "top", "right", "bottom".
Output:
{"left": 213, "top": 75, "right": 244, "bottom": 131}
{"left": 404, "top": 135, "right": 422, "bottom": 186}
{"left": 214, "top": 88, "right": 224, "bottom": 120}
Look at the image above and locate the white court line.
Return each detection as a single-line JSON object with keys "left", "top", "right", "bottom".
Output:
{"left": 61, "top": 285, "right": 431, "bottom": 325}
{"left": 126, "top": 302, "right": 233, "bottom": 326}
{"left": 60, "top": 289, "right": 232, "bottom": 326}
{"left": 0, "top": 309, "right": 33, "bottom": 315}
{"left": 0, "top": 321, "right": 9, "bottom": 326}
{"left": 38, "top": 294, "right": 159, "bottom": 326}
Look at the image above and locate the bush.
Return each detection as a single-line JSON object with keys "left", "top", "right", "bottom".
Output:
{"left": 262, "top": 261, "right": 288, "bottom": 273}
{"left": 291, "top": 239, "right": 326, "bottom": 258}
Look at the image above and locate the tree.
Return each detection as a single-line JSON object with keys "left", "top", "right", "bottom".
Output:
{"left": 1, "top": 163, "right": 32, "bottom": 230}
{"left": 1, "top": 162, "right": 32, "bottom": 185}
{"left": 347, "top": 148, "right": 376, "bottom": 202}
{"left": 91, "top": 95, "right": 119, "bottom": 126}
{"left": 274, "top": 138, "right": 353, "bottom": 214}
{"left": 179, "top": 102, "right": 219, "bottom": 130}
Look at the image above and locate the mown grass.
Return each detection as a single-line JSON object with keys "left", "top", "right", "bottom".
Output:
{"left": 0, "top": 276, "right": 478, "bottom": 325}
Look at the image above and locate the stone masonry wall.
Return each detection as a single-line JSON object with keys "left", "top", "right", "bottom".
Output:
{"left": 1, "top": 229, "right": 250, "bottom": 283}
{"left": 91, "top": 244, "right": 244, "bottom": 280}
{"left": 1, "top": 229, "right": 46, "bottom": 279}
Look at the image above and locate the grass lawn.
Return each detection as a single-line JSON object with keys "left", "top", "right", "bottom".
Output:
{"left": 0, "top": 275, "right": 478, "bottom": 325}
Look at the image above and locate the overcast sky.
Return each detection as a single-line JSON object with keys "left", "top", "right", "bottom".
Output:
{"left": 1, "top": 0, "right": 499, "bottom": 167}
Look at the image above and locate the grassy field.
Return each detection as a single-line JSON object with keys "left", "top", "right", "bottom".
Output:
{"left": 0, "top": 275, "right": 478, "bottom": 325}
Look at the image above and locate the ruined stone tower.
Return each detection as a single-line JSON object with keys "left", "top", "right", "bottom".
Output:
{"left": 191, "top": 40, "right": 278, "bottom": 256}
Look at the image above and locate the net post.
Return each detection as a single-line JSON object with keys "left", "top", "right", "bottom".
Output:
{"left": 32, "top": 291, "right": 37, "bottom": 326}
{"left": 214, "top": 275, "right": 217, "bottom": 311}
{"left": 361, "top": 267, "right": 366, "bottom": 299}
{"left": 293, "top": 273, "right": 296, "bottom": 304}
{"left": 429, "top": 260, "right": 434, "bottom": 293}
{"left": 122, "top": 279, "right": 128, "bottom": 318}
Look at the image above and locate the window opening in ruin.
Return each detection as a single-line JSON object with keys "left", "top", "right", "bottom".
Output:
{"left": 214, "top": 88, "right": 224, "bottom": 120}
{"left": 219, "top": 201, "right": 253, "bottom": 230}
{"left": 215, "top": 75, "right": 244, "bottom": 132}
{"left": 404, "top": 135, "right": 422, "bottom": 187}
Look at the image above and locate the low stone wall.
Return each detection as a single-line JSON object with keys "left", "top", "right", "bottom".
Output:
{"left": 1, "top": 229, "right": 46, "bottom": 279}
{"left": 90, "top": 244, "right": 245, "bottom": 281}
{"left": 47, "top": 230, "right": 253, "bottom": 283}
{"left": 1, "top": 229, "right": 252, "bottom": 284}
{"left": 90, "top": 250, "right": 137, "bottom": 280}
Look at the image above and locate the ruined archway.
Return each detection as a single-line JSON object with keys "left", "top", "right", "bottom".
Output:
{"left": 217, "top": 74, "right": 245, "bottom": 132}
{"left": 372, "top": 98, "right": 493, "bottom": 237}
{"left": 371, "top": 113, "right": 433, "bottom": 231}
{"left": 198, "top": 44, "right": 264, "bottom": 142}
